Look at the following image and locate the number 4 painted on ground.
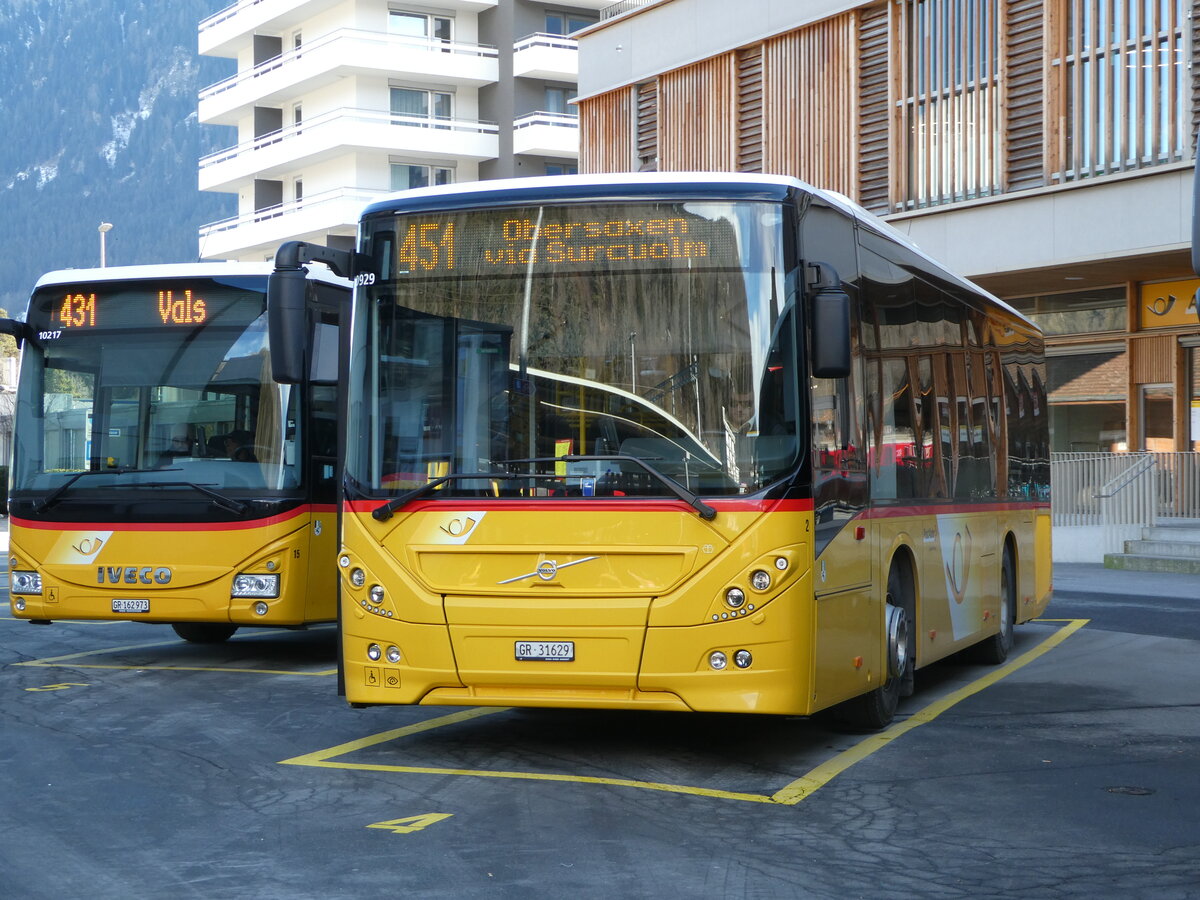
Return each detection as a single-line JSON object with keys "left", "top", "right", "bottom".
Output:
{"left": 367, "top": 813, "right": 453, "bottom": 834}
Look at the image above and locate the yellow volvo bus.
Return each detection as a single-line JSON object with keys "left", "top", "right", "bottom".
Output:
{"left": 3, "top": 263, "right": 348, "bottom": 643}
{"left": 269, "top": 173, "right": 1051, "bottom": 728}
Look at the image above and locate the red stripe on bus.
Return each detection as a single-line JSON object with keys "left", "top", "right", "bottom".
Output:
{"left": 859, "top": 501, "right": 1049, "bottom": 519}
{"left": 10, "top": 504, "right": 333, "bottom": 533}
{"left": 344, "top": 497, "right": 815, "bottom": 515}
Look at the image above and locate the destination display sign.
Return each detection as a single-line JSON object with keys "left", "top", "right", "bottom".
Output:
{"left": 389, "top": 205, "right": 741, "bottom": 276}
{"left": 28, "top": 280, "right": 266, "bottom": 337}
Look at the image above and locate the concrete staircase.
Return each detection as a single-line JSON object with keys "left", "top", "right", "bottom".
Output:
{"left": 1105, "top": 519, "right": 1200, "bottom": 574}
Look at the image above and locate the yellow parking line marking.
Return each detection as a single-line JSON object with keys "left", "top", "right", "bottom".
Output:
{"left": 281, "top": 619, "right": 1089, "bottom": 804}
{"left": 11, "top": 634, "right": 338, "bottom": 677}
{"left": 768, "top": 617, "right": 1088, "bottom": 804}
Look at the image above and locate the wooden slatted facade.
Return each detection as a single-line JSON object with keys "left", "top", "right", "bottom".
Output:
{"left": 856, "top": 3, "right": 893, "bottom": 212}
{"left": 1003, "top": 0, "right": 1047, "bottom": 191}
{"left": 658, "top": 56, "right": 737, "bottom": 170}
{"left": 578, "top": 0, "right": 1196, "bottom": 212}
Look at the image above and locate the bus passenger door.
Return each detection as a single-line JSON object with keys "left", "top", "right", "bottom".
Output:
{"left": 809, "top": 311, "right": 876, "bottom": 708}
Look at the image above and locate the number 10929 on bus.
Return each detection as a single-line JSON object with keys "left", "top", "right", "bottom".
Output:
{"left": 515, "top": 640, "right": 574, "bottom": 662}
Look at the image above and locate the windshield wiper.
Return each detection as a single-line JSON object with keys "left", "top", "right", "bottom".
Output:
{"left": 34, "top": 466, "right": 163, "bottom": 513}
{"left": 372, "top": 471, "right": 551, "bottom": 521}
{"left": 34, "top": 468, "right": 249, "bottom": 516}
{"left": 513, "top": 454, "right": 718, "bottom": 520}
{"left": 135, "top": 481, "right": 250, "bottom": 516}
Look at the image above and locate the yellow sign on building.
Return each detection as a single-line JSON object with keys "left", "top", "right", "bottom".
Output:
{"left": 1139, "top": 278, "right": 1200, "bottom": 329}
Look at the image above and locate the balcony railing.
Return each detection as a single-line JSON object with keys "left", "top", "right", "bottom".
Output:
{"left": 199, "top": 185, "right": 388, "bottom": 240}
{"left": 513, "top": 32, "right": 578, "bottom": 53}
{"left": 513, "top": 111, "right": 579, "bottom": 131}
{"left": 200, "top": 27, "right": 498, "bottom": 102}
{"left": 600, "top": 0, "right": 659, "bottom": 20}
{"left": 200, "top": 107, "right": 499, "bottom": 173}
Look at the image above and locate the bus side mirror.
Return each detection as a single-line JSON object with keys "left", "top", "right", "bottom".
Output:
{"left": 0, "top": 317, "right": 33, "bottom": 347}
{"left": 808, "top": 262, "right": 851, "bottom": 378}
{"left": 267, "top": 268, "right": 308, "bottom": 385}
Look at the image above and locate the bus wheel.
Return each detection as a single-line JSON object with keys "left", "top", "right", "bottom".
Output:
{"left": 834, "top": 564, "right": 910, "bottom": 732}
{"left": 974, "top": 549, "right": 1015, "bottom": 665}
{"left": 172, "top": 623, "right": 238, "bottom": 644}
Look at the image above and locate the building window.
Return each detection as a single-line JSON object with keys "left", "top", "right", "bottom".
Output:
{"left": 391, "top": 164, "right": 454, "bottom": 191}
{"left": 292, "top": 103, "right": 302, "bottom": 129}
{"left": 391, "top": 87, "right": 453, "bottom": 123}
{"left": 1008, "top": 287, "right": 1127, "bottom": 337}
{"left": 545, "top": 163, "right": 577, "bottom": 176}
{"left": 544, "top": 87, "right": 577, "bottom": 116}
{"left": 292, "top": 31, "right": 302, "bottom": 52}
{"left": 389, "top": 10, "right": 452, "bottom": 41}
{"left": 293, "top": 178, "right": 303, "bottom": 203}
{"left": 545, "top": 12, "right": 594, "bottom": 35}
{"left": 899, "top": 0, "right": 1001, "bottom": 208}
{"left": 1051, "top": 0, "right": 1186, "bottom": 180}
{"left": 1046, "top": 349, "right": 1129, "bottom": 451}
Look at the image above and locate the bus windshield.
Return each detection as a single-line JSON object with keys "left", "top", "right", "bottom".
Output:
{"left": 352, "top": 198, "right": 799, "bottom": 498}
{"left": 13, "top": 278, "right": 301, "bottom": 498}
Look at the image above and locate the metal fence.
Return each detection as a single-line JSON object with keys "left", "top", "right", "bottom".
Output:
{"left": 1051, "top": 451, "right": 1200, "bottom": 554}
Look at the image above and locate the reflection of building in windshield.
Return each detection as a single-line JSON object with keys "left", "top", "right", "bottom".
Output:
{"left": 367, "top": 201, "right": 798, "bottom": 497}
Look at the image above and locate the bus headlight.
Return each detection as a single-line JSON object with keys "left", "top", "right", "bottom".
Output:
{"left": 724, "top": 587, "right": 745, "bottom": 609}
{"left": 11, "top": 571, "right": 42, "bottom": 595}
{"left": 709, "top": 651, "right": 728, "bottom": 670}
{"left": 350, "top": 568, "right": 366, "bottom": 588}
{"left": 369, "top": 585, "right": 385, "bottom": 605}
{"left": 232, "top": 573, "right": 279, "bottom": 598}
{"left": 750, "top": 570, "right": 772, "bottom": 591}
{"left": 367, "top": 643, "right": 382, "bottom": 661}
{"left": 386, "top": 645, "right": 402, "bottom": 663}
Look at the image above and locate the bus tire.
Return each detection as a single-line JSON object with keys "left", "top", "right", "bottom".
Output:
{"left": 834, "top": 562, "right": 911, "bottom": 732}
{"left": 172, "top": 623, "right": 238, "bottom": 644}
{"left": 973, "top": 548, "right": 1015, "bottom": 665}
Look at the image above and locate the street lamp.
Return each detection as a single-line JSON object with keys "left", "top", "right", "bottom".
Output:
{"left": 98, "top": 222, "right": 113, "bottom": 267}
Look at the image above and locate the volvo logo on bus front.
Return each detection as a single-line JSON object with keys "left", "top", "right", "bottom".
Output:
{"left": 498, "top": 556, "right": 599, "bottom": 585}
{"left": 96, "top": 566, "right": 172, "bottom": 585}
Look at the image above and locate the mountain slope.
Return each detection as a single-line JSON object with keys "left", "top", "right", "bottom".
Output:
{"left": 0, "top": 0, "right": 234, "bottom": 317}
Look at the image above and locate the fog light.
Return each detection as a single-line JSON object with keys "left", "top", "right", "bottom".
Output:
{"left": 369, "top": 585, "right": 385, "bottom": 605}
{"left": 367, "top": 643, "right": 382, "bottom": 661}
{"left": 709, "top": 651, "right": 728, "bottom": 670}
{"left": 774, "top": 557, "right": 788, "bottom": 571}
{"left": 339, "top": 555, "right": 351, "bottom": 568}
{"left": 11, "top": 571, "right": 42, "bottom": 595}
{"left": 253, "top": 601, "right": 269, "bottom": 616}
{"left": 734, "top": 649, "right": 753, "bottom": 668}
{"left": 232, "top": 573, "right": 279, "bottom": 598}
{"left": 9, "top": 556, "right": 17, "bottom": 569}
{"left": 386, "top": 645, "right": 401, "bottom": 663}
{"left": 14, "top": 597, "right": 26, "bottom": 611}
{"left": 750, "top": 570, "right": 772, "bottom": 591}
{"left": 350, "top": 568, "right": 366, "bottom": 587}
{"left": 725, "top": 587, "right": 745, "bottom": 609}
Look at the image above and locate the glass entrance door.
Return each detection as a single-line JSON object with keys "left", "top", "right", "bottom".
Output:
{"left": 1139, "top": 383, "right": 1174, "bottom": 451}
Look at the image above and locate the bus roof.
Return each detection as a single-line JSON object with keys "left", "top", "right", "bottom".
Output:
{"left": 362, "top": 172, "right": 1036, "bottom": 332}
{"left": 33, "top": 261, "right": 350, "bottom": 290}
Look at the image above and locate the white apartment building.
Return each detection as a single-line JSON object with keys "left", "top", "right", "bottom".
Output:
{"left": 197, "top": 0, "right": 609, "bottom": 261}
